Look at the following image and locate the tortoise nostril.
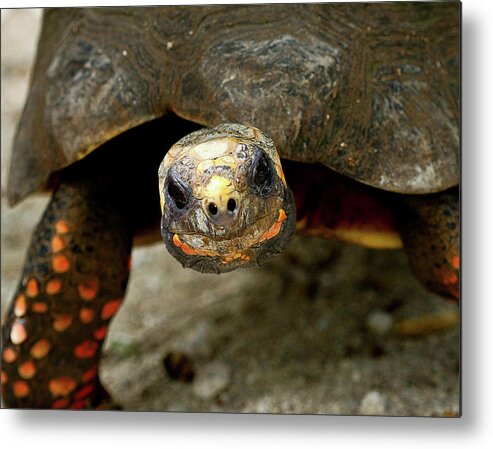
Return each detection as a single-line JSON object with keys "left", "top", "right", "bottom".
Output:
{"left": 227, "top": 198, "right": 237, "bottom": 212}
{"left": 208, "top": 203, "right": 218, "bottom": 215}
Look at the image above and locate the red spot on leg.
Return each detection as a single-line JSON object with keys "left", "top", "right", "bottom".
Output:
{"left": 55, "top": 220, "right": 70, "bottom": 234}
{"left": 2, "top": 347, "right": 18, "bottom": 363}
{"left": 14, "top": 294, "right": 27, "bottom": 317}
{"left": 79, "top": 308, "right": 95, "bottom": 324}
{"left": 75, "top": 383, "right": 95, "bottom": 400}
{"left": 32, "top": 301, "right": 48, "bottom": 313}
{"left": 53, "top": 254, "right": 70, "bottom": 273}
{"left": 26, "top": 278, "right": 39, "bottom": 298}
{"left": 93, "top": 325, "right": 107, "bottom": 341}
{"left": 13, "top": 380, "right": 30, "bottom": 398}
{"left": 30, "top": 339, "right": 51, "bottom": 359}
{"left": 53, "top": 314, "right": 73, "bottom": 332}
{"left": 77, "top": 279, "right": 99, "bottom": 301}
{"left": 49, "top": 376, "right": 77, "bottom": 397}
{"left": 52, "top": 398, "right": 70, "bottom": 409}
{"left": 82, "top": 366, "right": 98, "bottom": 383}
{"left": 70, "top": 400, "right": 87, "bottom": 410}
{"left": 18, "top": 360, "right": 36, "bottom": 379}
{"left": 46, "top": 278, "right": 62, "bottom": 295}
{"left": 101, "top": 299, "right": 123, "bottom": 320}
{"left": 74, "top": 340, "right": 99, "bottom": 359}
{"left": 10, "top": 319, "right": 28, "bottom": 345}
{"left": 452, "top": 255, "right": 460, "bottom": 270}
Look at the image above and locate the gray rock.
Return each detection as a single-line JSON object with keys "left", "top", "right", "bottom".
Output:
{"left": 192, "top": 361, "right": 232, "bottom": 400}
{"left": 366, "top": 309, "right": 394, "bottom": 336}
{"left": 358, "top": 391, "right": 387, "bottom": 415}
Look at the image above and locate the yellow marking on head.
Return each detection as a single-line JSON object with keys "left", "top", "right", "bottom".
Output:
{"left": 191, "top": 138, "right": 237, "bottom": 160}
{"left": 203, "top": 175, "right": 234, "bottom": 199}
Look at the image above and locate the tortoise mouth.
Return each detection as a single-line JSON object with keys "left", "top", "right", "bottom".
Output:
{"left": 168, "top": 208, "right": 285, "bottom": 260}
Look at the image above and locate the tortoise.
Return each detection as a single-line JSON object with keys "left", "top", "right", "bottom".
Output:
{"left": 2, "top": 3, "right": 459, "bottom": 409}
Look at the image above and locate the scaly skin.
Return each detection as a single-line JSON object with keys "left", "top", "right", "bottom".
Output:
{"left": 397, "top": 187, "right": 460, "bottom": 302}
{"left": 1, "top": 162, "right": 132, "bottom": 409}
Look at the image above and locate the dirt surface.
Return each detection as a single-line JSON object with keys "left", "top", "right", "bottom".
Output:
{"left": 1, "top": 9, "right": 459, "bottom": 416}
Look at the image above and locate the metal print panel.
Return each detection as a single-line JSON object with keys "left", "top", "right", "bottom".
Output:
{"left": 1, "top": 2, "right": 460, "bottom": 415}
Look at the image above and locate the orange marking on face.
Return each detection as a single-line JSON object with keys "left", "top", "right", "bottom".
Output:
{"left": 30, "top": 339, "right": 51, "bottom": 359}
{"left": 49, "top": 376, "right": 77, "bottom": 397}
{"left": 53, "top": 314, "right": 73, "bottom": 332}
{"left": 93, "top": 325, "right": 107, "bottom": 341}
{"left": 51, "top": 235, "right": 67, "bottom": 253}
{"left": 26, "top": 278, "right": 39, "bottom": 297}
{"left": 77, "top": 279, "right": 99, "bottom": 301}
{"left": 14, "top": 294, "right": 27, "bottom": 317}
{"left": 75, "top": 383, "right": 95, "bottom": 400}
{"left": 1, "top": 371, "right": 7, "bottom": 385}
{"left": 74, "top": 340, "right": 99, "bottom": 359}
{"left": 18, "top": 360, "right": 36, "bottom": 379}
{"left": 32, "top": 302, "right": 48, "bottom": 313}
{"left": 46, "top": 278, "right": 62, "bottom": 295}
{"left": 101, "top": 299, "right": 123, "bottom": 320}
{"left": 2, "top": 347, "right": 18, "bottom": 363}
{"left": 52, "top": 398, "right": 70, "bottom": 409}
{"left": 173, "top": 234, "right": 216, "bottom": 257}
{"left": 10, "top": 319, "right": 28, "bottom": 345}
{"left": 13, "top": 380, "right": 30, "bottom": 398}
{"left": 258, "top": 209, "right": 287, "bottom": 243}
{"left": 79, "top": 308, "right": 95, "bottom": 324}
{"left": 55, "top": 220, "right": 70, "bottom": 234}
{"left": 82, "top": 366, "right": 98, "bottom": 383}
{"left": 452, "top": 255, "right": 460, "bottom": 270}
{"left": 53, "top": 255, "right": 70, "bottom": 273}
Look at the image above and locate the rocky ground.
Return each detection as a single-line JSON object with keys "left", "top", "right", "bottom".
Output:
{"left": 1, "top": 9, "right": 459, "bottom": 416}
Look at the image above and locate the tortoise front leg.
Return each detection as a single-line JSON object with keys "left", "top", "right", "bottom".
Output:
{"left": 1, "top": 168, "right": 132, "bottom": 409}
{"left": 396, "top": 187, "right": 459, "bottom": 302}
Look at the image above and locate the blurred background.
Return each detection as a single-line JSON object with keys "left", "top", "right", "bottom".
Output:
{"left": 1, "top": 8, "right": 459, "bottom": 415}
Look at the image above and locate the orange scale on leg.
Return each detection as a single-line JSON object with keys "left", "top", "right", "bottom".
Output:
{"left": 53, "top": 314, "right": 73, "bottom": 332}
{"left": 26, "top": 278, "right": 39, "bottom": 298}
{"left": 79, "top": 308, "right": 95, "bottom": 324}
{"left": 2, "top": 347, "right": 18, "bottom": 363}
{"left": 32, "top": 301, "right": 48, "bottom": 313}
{"left": 18, "top": 360, "right": 37, "bottom": 379}
{"left": 55, "top": 220, "right": 70, "bottom": 234}
{"left": 74, "top": 340, "right": 99, "bottom": 359}
{"left": 101, "top": 299, "right": 123, "bottom": 320}
{"left": 13, "top": 380, "right": 30, "bottom": 398}
{"left": 49, "top": 376, "right": 77, "bottom": 397}
{"left": 46, "top": 278, "right": 62, "bottom": 295}
{"left": 30, "top": 339, "right": 51, "bottom": 359}
{"left": 452, "top": 255, "right": 460, "bottom": 270}
{"left": 10, "top": 319, "right": 28, "bottom": 345}
{"left": 52, "top": 398, "right": 70, "bottom": 409}
{"left": 53, "top": 254, "right": 71, "bottom": 273}
{"left": 78, "top": 279, "right": 100, "bottom": 301}
{"left": 51, "top": 235, "right": 67, "bottom": 253}
{"left": 1, "top": 370, "right": 8, "bottom": 385}
{"left": 14, "top": 294, "right": 27, "bottom": 317}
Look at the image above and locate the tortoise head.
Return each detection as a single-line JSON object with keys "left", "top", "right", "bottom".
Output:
{"left": 158, "top": 123, "right": 296, "bottom": 273}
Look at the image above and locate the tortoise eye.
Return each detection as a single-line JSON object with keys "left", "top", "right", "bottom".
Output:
{"left": 250, "top": 149, "right": 275, "bottom": 196}
{"left": 166, "top": 172, "right": 190, "bottom": 210}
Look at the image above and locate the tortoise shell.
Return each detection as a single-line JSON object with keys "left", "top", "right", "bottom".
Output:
{"left": 7, "top": 3, "right": 459, "bottom": 206}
